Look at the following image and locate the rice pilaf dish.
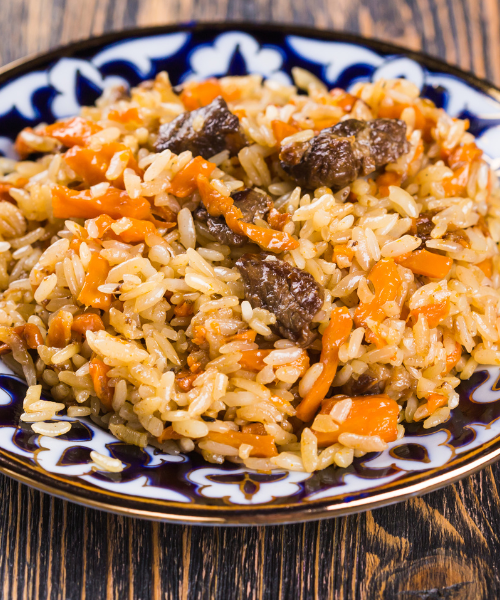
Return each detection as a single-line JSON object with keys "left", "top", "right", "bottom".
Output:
{"left": 0, "top": 69, "right": 498, "bottom": 474}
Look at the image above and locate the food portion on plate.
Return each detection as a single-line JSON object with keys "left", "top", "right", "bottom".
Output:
{"left": 0, "top": 69, "right": 497, "bottom": 475}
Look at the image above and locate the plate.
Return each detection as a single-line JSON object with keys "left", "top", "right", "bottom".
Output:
{"left": 1, "top": 23, "right": 500, "bottom": 525}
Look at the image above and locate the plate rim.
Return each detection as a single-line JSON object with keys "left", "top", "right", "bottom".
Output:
{"left": 1, "top": 22, "right": 500, "bottom": 524}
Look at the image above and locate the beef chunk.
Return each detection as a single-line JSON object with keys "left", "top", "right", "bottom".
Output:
{"left": 341, "top": 372, "right": 385, "bottom": 397}
{"left": 279, "top": 118, "right": 409, "bottom": 190}
{"left": 155, "top": 96, "right": 246, "bottom": 158}
{"left": 235, "top": 253, "right": 324, "bottom": 346}
{"left": 411, "top": 211, "right": 437, "bottom": 243}
{"left": 194, "top": 188, "right": 273, "bottom": 246}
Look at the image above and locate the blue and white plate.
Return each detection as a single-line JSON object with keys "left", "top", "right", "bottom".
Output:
{"left": 1, "top": 23, "right": 500, "bottom": 525}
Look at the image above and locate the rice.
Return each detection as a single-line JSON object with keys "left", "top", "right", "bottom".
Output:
{"left": 0, "top": 71, "right": 499, "bottom": 473}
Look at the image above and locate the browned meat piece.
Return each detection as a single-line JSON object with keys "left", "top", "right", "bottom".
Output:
{"left": 235, "top": 253, "right": 324, "bottom": 346}
{"left": 279, "top": 118, "right": 409, "bottom": 190}
{"left": 411, "top": 211, "right": 437, "bottom": 243}
{"left": 341, "top": 372, "right": 385, "bottom": 396}
{"left": 155, "top": 96, "right": 246, "bottom": 158}
{"left": 194, "top": 188, "right": 273, "bottom": 246}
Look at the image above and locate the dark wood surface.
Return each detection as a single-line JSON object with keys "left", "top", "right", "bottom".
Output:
{"left": 1, "top": 1, "right": 500, "bottom": 598}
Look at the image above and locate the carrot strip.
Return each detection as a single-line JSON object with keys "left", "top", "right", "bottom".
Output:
{"left": 427, "top": 393, "right": 448, "bottom": 413}
{"left": 47, "top": 312, "right": 73, "bottom": 348}
{"left": 207, "top": 430, "right": 278, "bottom": 458}
{"left": 409, "top": 299, "right": 449, "bottom": 329}
{"left": 86, "top": 215, "right": 157, "bottom": 243}
{"left": 394, "top": 249, "right": 452, "bottom": 279}
{"left": 295, "top": 307, "right": 353, "bottom": 422}
{"left": 89, "top": 357, "right": 113, "bottom": 409}
{"left": 40, "top": 117, "right": 102, "bottom": 147}
{"left": 180, "top": 79, "right": 223, "bottom": 110}
{"left": 64, "top": 142, "right": 142, "bottom": 188}
{"left": 312, "top": 394, "right": 399, "bottom": 447}
{"left": 175, "top": 370, "right": 199, "bottom": 392}
{"left": 71, "top": 313, "right": 105, "bottom": 335}
{"left": 354, "top": 259, "right": 402, "bottom": 348}
{"left": 12, "top": 324, "right": 43, "bottom": 349}
{"left": 168, "top": 156, "right": 216, "bottom": 198}
{"left": 158, "top": 425, "right": 183, "bottom": 442}
{"left": 445, "top": 341, "right": 462, "bottom": 373}
{"left": 78, "top": 254, "right": 112, "bottom": 310}
{"left": 197, "top": 175, "right": 299, "bottom": 252}
{"left": 271, "top": 120, "right": 299, "bottom": 145}
{"left": 107, "top": 108, "right": 141, "bottom": 126}
{"left": 52, "top": 185, "right": 151, "bottom": 220}
{"left": 477, "top": 258, "right": 493, "bottom": 278}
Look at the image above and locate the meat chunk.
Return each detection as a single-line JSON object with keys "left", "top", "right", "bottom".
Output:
{"left": 155, "top": 96, "right": 246, "bottom": 158}
{"left": 194, "top": 188, "right": 273, "bottom": 246}
{"left": 411, "top": 211, "right": 437, "bottom": 243}
{"left": 279, "top": 118, "right": 409, "bottom": 190}
{"left": 235, "top": 253, "right": 324, "bottom": 346}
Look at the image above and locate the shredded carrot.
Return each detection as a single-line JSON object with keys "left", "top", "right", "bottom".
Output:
{"left": 409, "top": 299, "right": 449, "bottom": 329}
{"left": 86, "top": 215, "right": 158, "bottom": 244}
{"left": 329, "top": 88, "right": 357, "bottom": 112}
{"left": 89, "top": 357, "right": 113, "bottom": 409}
{"left": 426, "top": 393, "right": 448, "bottom": 413}
{"left": 295, "top": 307, "right": 353, "bottom": 422}
{"left": 267, "top": 207, "right": 291, "bottom": 231}
{"left": 378, "top": 103, "right": 433, "bottom": 140}
{"left": 271, "top": 120, "right": 300, "bottom": 145}
{"left": 394, "top": 249, "right": 452, "bottom": 279}
{"left": 52, "top": 185, "right": 151, "bottom": 220}
{"left": 445, "top": 341, "right": 462, "bottom": 373}
{"left": 64, "top": 142, "right": 142, "bottom": 187}
{"left": 12, "top": 324, "right": 43, "bottom": 349}
{"left": 447, "top": 143, "right": 483, "bottom": 169}
{"left": 175, "top": 370, "right": 199, "bottom": 392}
{"left": 157, "top": 426, "right": 184, "bottom": 442}
{"left": 197, "top": 175, "right": 299, "bottom": 252}
{"left": 168, "top": 156, "right": 216, "bottom": 198}
{"left": 47, "top": 312, "right": 73, "bottom": 348}
{"left": 354, "top": 259, "right": 402, "bottom": 348}
{"left": 40, "top": 116, "right": 102, "bottom": 147}
{"left": 312, "top": 394, "right": 399, "bottom": 446}
{"left": 191, "top": 326, "right": 207, "bottom": 346}
{"left": 477, "top": 258, "right": 493, "bottom": 278}
{"left": 207, "top": 430, "right": 278, "bottom": 458}
{"left": 180, "top": 79, "right": 223, "bottom": 111}
{"left": 174, "top": 301, "right": 194, "bottom": 317}
{"left": 225, "top": 330, "right": 257, "bottom": 344}
{"left": 376, "top": 171, "right": 402, "bottom": 197}
{"left": 78, "top": 254, "right": 112, "bottom": 310}
{"left": 333, "top": 244, "right": 355, "bottom": 265}
{"left": 107, "top": 107, "right": 141, "bottom": 126}
{"left": 71, "top": 313, "right": 105, "bottom": 335}
{"left": 238, "top": 349, "right": 272, "bottom": 372}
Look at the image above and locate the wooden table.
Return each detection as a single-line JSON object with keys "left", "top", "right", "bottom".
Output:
{"left": 1, "top": 1, "right": 500, "bottom": 598}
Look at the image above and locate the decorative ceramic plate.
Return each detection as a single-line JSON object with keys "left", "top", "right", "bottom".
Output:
{"left": 2, "top": 23, "right": 500, "bottom": 525}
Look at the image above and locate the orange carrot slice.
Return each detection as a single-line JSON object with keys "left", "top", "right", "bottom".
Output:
{"left": 295, "top": 307, "right": 353, "bottom": 422}
{"left": 40, "top": 117, "right": 102, "bottom": 147}
{"left": 312, "top": 394, "right": 399, "bottom": 446}
{"left": 354, "top": 259, "right": 402, "bottom": 348}
{"left": 78, "top": 254, "right": 112, "bottom": 310}
{"left": 169, "top": 156, "right": 216, "bottom": 198}
{"left": 409, "top": 299, "right": 449, "bottom": 328}
{"left": 52, "top": 185, "right": 151, "bottom": 220}
{"left": 89, "top": 357, "right": 113, "bottom": 409}
{"left": 207, "top": 430, "right": 278, "bottom": 458}
{"left": 71, "top": 313, "right": 105, "bottom": 335}
{"left": 395, "top": 249, "right": 452, "bottom": 279}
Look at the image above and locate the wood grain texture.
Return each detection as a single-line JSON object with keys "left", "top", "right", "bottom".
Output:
{"left": 1, "top": 0, "right": 500, "bottom": 598}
